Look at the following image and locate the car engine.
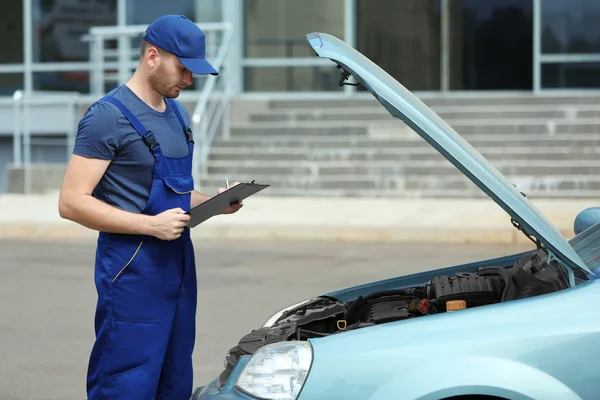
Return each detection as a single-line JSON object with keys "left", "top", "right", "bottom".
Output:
{"left": 217, "top": 248, "right": 580, "bottom": 388}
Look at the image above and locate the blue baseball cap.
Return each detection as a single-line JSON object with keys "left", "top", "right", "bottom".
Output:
{"left": 143, "top": 14, "right": 218, "bottom": 76}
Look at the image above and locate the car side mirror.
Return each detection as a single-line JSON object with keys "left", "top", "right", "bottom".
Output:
{"left": 574, "top": 207, "right": 600, "bottom": 235}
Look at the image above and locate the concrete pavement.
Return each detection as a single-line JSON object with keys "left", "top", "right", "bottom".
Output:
{"left": 0, "top": 190, "right": 597, "bottom": 245}
{"left": 0, "top": 239, "right": 533, "bottom": 400}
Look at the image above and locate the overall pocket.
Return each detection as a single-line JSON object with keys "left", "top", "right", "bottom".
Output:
{"left": 112, "top": 241, "right": 144, "bottom": 283}
{"left": 110, "top": 239, "right": 182, "bottom": 323}
{"left": 163, "top": 174, "right": 194, "bottom": 195}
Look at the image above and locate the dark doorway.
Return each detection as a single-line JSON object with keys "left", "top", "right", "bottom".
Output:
{"left": 355, "top": 0, "right": 533, "bottom": 92}
{"left": 0, "top": 0, "right": 24, "bottom": 95}
{"left": 449, "top": 0, "right": 534, "bottom": 90}
{"left": 356, "top": 0, "right": 442, "bottom": 91}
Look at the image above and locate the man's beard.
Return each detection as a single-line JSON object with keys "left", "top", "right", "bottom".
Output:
{"left": 149, "top": 64, "right": 177, "bottom": 98}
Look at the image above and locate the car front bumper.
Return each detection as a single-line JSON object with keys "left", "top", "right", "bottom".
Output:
{"left": 191, "top": 357, "right": 255, "bottom": 400}
{"left": 190, "top": 379, "right": 253, "bottom": 400}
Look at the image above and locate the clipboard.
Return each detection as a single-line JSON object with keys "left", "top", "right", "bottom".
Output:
{"left": 187, "top": 181, "right": 269, "bottom": 227}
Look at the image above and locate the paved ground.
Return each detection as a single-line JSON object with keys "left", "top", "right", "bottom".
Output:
{"left": 0, "top": 238, "right": 534, "bottom": 399}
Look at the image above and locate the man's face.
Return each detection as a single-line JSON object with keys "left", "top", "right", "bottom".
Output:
{"left": 149, "top": 52, "right": 193, "bottom": 98}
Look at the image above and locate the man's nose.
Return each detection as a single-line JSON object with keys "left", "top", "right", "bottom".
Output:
{"left": 183, "top": 70, "right": 193, "bottom": 85}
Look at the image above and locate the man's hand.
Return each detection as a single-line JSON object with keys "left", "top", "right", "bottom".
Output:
{"left": 149, "top": 208, "right": 191, "bottom": 240}
{"left": 218, "top": 182, "right": 243, "bottom": 215}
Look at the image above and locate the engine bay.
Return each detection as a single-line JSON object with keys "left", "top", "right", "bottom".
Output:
{"left": 217, "top": 248, "right": 585, "bottom": 388}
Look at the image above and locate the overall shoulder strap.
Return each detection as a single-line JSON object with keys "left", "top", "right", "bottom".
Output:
{"left": 167, "top": 99, "right": 194, "bottom": 144}
{"left": 101, "top": 95, "right": 158, "bottom": 149}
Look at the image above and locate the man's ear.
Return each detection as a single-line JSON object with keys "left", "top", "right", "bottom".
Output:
{"left": 146, "top": 47, "right": 161, "bottom": 68}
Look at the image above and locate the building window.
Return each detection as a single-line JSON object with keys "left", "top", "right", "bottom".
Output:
{"left": 356, "top": 0, "right": 442, "bottom": 92}
{"left": 541, "top": 0, "right": 600, "bottom": 54}
{"left": 243, "top": 0, "right": 345, "bottom": 91}
{"left": 449, "top": 0, "right": 533, "bottom": 91}
{"left": 0, "top": 1, "right": 24, "bottom": 95}
{"left": 1, "top": 0, "right": 24, "bottom": 64}
{"left": 126, "top": 0, "right": 195, "bottom": 25}
{"left": 32, "top": 0, "right": 118, "bottom": 92}
{"left": 244, "top": 0, "right": 344, "bottom": 58}
{"left": 33, "top": 0, "right": 117, "bottom": 63}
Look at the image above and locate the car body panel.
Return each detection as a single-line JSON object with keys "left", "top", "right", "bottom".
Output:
{"left": 306, "top": 32, "right": 591, "bottom": 276}
{"left": 300, "top": 279, "right": 600, "bottom": 400}
{"left": 195, "top": 277, "right": 600, "bottom": 400}
{"left": 193, "top": 33, "right": 600, "bottom": 400}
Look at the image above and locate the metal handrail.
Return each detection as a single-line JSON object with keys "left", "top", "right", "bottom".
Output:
{"left": 11, "top": 90, "right": 81, "bottom": 194}
{"left": 191, "top": 25, "right": 234, "bottom": 189}
{"left": 83, "top": 22, "right": 235, "bottom": 189}
{"left": 83, "top": 22, "right": 233, "bottom": 95}
{"left": 8, "top": 22, "right": 235, "bottom": 194}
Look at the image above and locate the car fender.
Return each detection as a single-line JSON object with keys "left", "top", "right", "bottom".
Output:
{"left": 368, "top": 356, "right": 582, "bottom": 400}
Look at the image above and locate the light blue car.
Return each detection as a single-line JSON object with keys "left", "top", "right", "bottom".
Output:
{"left": 191, "top": 32, "right": 600, "bottom": 400}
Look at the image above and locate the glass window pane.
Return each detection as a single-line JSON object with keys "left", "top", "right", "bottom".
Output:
{"left": 127, "top": 0, "right": 195, "bottom": 24}
{"left": 541, "top": 0, "right": 600, "bottom": 54}
{"left": 244, "top": 66, "right": 343, "bottom": 92}
{"left": 356, "top": 0, "right": 441, "bottom": 91}
{"left": 244, "top": 0, "right": 345, "bottom": 58}
{"left": 0, "top": 74, "right": 24, "bottom": 95}
{"left": 1, "top": 0, "right": 23, "bottom": 63}
{"left": 33, "top": 71, "right": 92, "bottom": 93}
{"left": 542, "top": 62, "right": 600, "bottom": 88}
{"left": 33, "top": 0, "right": 117, "bottom": 63}
{"left": 195, "top": 0, "right": 223, "bottom": 23}
{"left": 449, "top": 0, "right": 533, "bottom": 90}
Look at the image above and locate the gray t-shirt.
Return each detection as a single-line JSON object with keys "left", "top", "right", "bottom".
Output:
{"left": 73, "top": 84, "right": 192, "bottom": 213}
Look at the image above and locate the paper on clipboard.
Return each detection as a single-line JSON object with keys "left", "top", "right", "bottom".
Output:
{"left": 187, "top": 181, "right": 269, "bottom": 227}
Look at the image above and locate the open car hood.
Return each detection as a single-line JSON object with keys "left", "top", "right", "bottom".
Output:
{"left": 306, "top": 32, "right": 592, "bottom": 275}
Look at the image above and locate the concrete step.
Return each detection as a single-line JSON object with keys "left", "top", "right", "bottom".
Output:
{"left": 252, "top": 187, "right": 600, "bottom": 199}
{"left": 250, "top": 106, "right": 600, "bottom": 123}
{"left": 267, "top": 95, "right": 600, "bottom": 110}
{"left": 231, "top": 125, "right": 369, "bottom": 136}
{"left": 208, "top": 146, "right": 600, "bottom": 162}
{"left": 231, "top": 119, "right": 600, "bottom": 136}
{"left": 405, "top": 175, "right": 600, "bottom": 193}
{"left": 196, "top": 175, "right": 600, "bottom": 199}
{"left": 212, "top": 134, "right": 600, "bottom": 149}
{"left": 205, "top": 159, "right": 600, "bottom": 177}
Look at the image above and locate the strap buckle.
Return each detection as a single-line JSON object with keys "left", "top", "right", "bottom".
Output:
{"left": 142, "top": 130, "right": 159, "bottom": 149}
{"left": 184, "top": 127, "right": 194, "bottom": 144}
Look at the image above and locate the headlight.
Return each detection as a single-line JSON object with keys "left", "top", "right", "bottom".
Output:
{"left": 262, "top": 298, "right": 314, "bottom": 328}
{"left": 235, "top": 341, "right": 313, "bottom": 400}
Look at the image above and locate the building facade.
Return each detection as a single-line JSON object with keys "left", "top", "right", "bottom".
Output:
{"left": 1, "top": 0, "right": 600, "bottom": 194}
{"left": 1, "top": 0, "right": 600, "bottom": 98}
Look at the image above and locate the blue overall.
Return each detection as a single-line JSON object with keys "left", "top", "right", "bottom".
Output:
{"left": 86, "top": 95, "right": 198, "bottom": 400}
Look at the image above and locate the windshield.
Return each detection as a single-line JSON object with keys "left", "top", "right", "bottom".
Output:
{"left": 306, "top": 32, "right": 592, "bottom": 276}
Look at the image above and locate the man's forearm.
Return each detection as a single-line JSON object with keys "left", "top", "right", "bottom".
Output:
{"left": 59, "top": 193, "right": 155, "bottom": 235}
{"left": 191, "top": 190, "right": 213, "bottom": 209}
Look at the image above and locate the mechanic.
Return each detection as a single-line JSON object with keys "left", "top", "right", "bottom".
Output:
{"left": 58, "top": 14, "right": 242, "bottom": 400}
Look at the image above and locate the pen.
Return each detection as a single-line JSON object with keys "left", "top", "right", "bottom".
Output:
{"left": 225, "top": 177, "right": 229, "bottom": 189}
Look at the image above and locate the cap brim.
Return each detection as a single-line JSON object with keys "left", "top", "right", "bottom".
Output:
{"left": 178, "top": 57, "right": 219, "bottom": 76}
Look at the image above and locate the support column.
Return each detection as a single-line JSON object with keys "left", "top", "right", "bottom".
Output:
{"left": 344, "top": 0, "right": 356, "bottom": 96}
{"left": 223, "top": 0, "right": 243, "bottom": 94}
{"left": 533, "top": 0, "right": 541, "bottom": 93}
{"left": 440, "top": 0, "right": 449, "bottom": 92}
{"left": 23, "top": 0, "right": 32, "bottom": 94}
{"left": 117, "top": 0, "right": 129, "bottom": 87}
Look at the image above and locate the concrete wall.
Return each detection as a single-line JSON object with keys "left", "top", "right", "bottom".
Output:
{"left": 0, "top": 98, "right": 197, "bottom": 194}
{"left": 0, "top": 137, "right": 68, "bottom": 193}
